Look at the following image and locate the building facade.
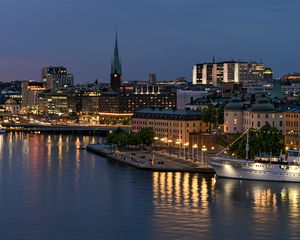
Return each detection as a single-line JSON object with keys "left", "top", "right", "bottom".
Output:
{"left": 193, "top": 61, "right": 265, "bottom": 86}
{"left": 131, "top": 108, "right": 209, "bottom": 147}
{"left": 41, "top": 66, "right": 74, "bottom": 90}
{"left": 224, "top": 97, "right": 284, "bottom": 134}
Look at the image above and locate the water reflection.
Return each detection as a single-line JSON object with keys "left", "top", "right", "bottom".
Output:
{"left": 152, "top": 172, "right": 300, "bottom": 239}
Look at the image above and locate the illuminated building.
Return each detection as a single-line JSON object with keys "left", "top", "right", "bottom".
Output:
{"left": 224, "top": 96, "right": 284, "bottom": 134}
{"left": 99, "top": 90, "right": 176, "bottom": 114}
{"left": 5, "top": 99, "right": 20, "bottom": 115}
{"left": 37, "top": 91, "right": 69, "bottom": 115}
{"left": 81, "top": 91, "right": 101, "bottom": 114}
{"left": 131, "top": 108, "right": 209, "bottom": 147}
{"left": 284, "top": 109, "right": 300, "bottom": 150}
{"left": 193, "top": 61, "right": 265, "bottom": 86}
{"left": 21, "top": 81, "right": 46, "bottom": 114}
{"left": 264, "top": 68, "right": 273, "bottom": 81}
{"left": 282, "top": 73, "right": 300, "bottom": 84}
{"left": 41, "top": 66, "right": 74, "bottom": 90}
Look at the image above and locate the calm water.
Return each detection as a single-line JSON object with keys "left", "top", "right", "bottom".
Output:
{"left": 0, "top": 133, "right": 300, "bottom": 240}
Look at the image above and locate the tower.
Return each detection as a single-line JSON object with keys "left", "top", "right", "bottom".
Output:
{"left": 110, "top": 31, "right": 122, "bottom": 91}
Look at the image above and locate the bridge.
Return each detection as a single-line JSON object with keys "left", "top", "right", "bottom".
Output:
{"left": 2, "top": 123, "right": 131, "bottom": 136}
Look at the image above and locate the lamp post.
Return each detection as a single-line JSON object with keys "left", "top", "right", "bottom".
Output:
{"left": 167, "top": 139, "right": 172, "bottom": 155}
{"left": 201, "top": 145, "right": 207, "bottom": 166}
{"left": 160, "top": 138, "right": 165, "bottom": 153}
{"left": 183, "top": 142, "right": 189, "bottom": 160}
{"left": 154, "top": 137, "right": 159, "bottom": 151}
{"left": 192, "top": 144, "right": 198, "bottom": 162}
{"left": 175, "top": 140, "right": 181, "bottom": 158}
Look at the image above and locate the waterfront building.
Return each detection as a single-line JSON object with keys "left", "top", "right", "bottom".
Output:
{"left": 37, "top": 90, "right": 70, "bottom": 115}
{"left": 21, "top": 81, "right": 46, "bottom": 114}
{"left": 192, "top": 61, "right": 265, "bottom": 86}
{"left": 131, "top": 108, "right": 209, "bottom": 147}
{"left": 110, "top": 32, "right": 122, "bottom": 91}
{"left": 41, "top": 66, "right": 74, "bottom": 90}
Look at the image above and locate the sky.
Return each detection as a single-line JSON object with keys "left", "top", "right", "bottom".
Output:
{"left": 0, "top": 0, "right": 299, "bottom": 83}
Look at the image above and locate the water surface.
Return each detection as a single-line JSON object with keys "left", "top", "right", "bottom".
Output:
{"left": 0, "top": 133, "right": 299, "bottom": 240}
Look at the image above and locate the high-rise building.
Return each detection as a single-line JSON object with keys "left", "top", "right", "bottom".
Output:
{"left": 148, "top": 73, "right": 157, "bottom": 84}
{"left": 193, "top": 61, "right": 265, "bottom": 86}
{"left": 110, "top": 32, "right": 122, "bottom": 91}
{"left": 41, "top": 66, "right": 74, "bottom": 90}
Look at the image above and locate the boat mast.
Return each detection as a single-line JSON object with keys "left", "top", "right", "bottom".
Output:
{"left": 246, "top": 130, "right": 249, "bottom": 160}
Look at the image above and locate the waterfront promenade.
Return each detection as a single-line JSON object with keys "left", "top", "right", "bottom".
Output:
{"left": 87, "top": 143, "right": 215, "bottom": 173}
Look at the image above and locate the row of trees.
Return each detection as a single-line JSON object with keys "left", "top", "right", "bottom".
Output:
{"left": 107, "top": 128, "right": 155, "bottom": 148}
{"left": 228, "top": 124, "right": 283, "bottom": 159}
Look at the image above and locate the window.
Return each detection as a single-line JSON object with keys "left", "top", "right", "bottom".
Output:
{"left": 265, "top": 114, "right": 268, "bottom": 118}
{"left": 257, "top": 121, "right": 260, "bottom": 128}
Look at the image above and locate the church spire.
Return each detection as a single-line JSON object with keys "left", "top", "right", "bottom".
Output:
{"left": 110, "top": 29, "right": 122, "bottom": 91}
{"left": 111, "top": 29, "right": 122, "bottom": 75}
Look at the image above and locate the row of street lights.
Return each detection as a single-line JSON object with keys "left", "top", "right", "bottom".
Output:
{"left": 153, "top": 137, "right": 208, "bottom": 164}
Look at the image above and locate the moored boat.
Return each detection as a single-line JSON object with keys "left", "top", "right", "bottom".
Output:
{"left": 209, "top": 131, "right": 300, "bottom": 182}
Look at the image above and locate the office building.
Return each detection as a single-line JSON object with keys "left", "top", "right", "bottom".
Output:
{"left": 193, "top": 61, "right": 265, "bottom": 86}
{"left": 41, "top": 66, "right": 74, "bottom": 90}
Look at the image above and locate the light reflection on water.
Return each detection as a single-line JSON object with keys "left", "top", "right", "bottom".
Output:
{"left": 0, "top": 133, "right": 299, "bottom": 240}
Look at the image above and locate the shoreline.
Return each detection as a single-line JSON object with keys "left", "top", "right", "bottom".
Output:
{"left": 86, "top": 144, "right": 215, "bottom": 173}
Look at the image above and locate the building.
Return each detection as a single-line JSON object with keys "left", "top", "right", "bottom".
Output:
{"left": 81, "top": 90, "right": 101, "bottom": 114}
{"left": 176, "top": 90, "right": 208, "bottom": 109}
{"left": 99, "top": 90, "right": 176, "bottom": 114}
{"left": 148, "top": 74, "right": 157, "bottom": 85}
{"left": 131, "top": 108, "right": 209, "bottom": 147}
{"left": 264, "top": 68, "right": 273, "bottom": 81}
{"left": 5, "top": 99, "right": 20, "bottom": 115}
{"left": 282, "top": 73, "right": 300, "bottom": 84}
{"left": 193, "top": 61, "right": 265, "bottom": 86}
{"left": 41, "top": 66, "right": 74, "bottom": 90}
{"left": 224, "top": 96, "right": 284, "bottom": 134}
{"left": 284, "top": 109, "right": 300, "bottom": 150}
{"left": 110, "top": 33, "right": 122, "bottom": 91}
{"left": 21, "top": 81, "right": 46, "bottom": 114}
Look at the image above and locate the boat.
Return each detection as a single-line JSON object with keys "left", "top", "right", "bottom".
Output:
{"left": 0, "top": 124, "right": 5, "bottom": 134}
{"left": 209, "top": 132, "right": 300, "bottom": 182}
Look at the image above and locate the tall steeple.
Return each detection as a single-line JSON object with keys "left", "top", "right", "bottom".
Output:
{"left": 110, "top": 29, "right": 122, "bottom": 91}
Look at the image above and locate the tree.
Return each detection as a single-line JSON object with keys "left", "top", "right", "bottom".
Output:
{"left": 138, "top": 128, "right": 155, "bottom": 147}
{"left": 228, "top": 124, "right": 283, "bottom": 159}
{"left": 200, "top": 103, "right": 218, "bottom": 131}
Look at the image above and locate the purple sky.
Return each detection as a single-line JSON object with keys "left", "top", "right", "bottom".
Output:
{"left": 0, "top": 0, "right": 299, "bottom": 83}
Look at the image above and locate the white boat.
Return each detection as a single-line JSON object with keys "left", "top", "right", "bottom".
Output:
{"left": 209, "top": 131, "right": 300, "bottom": 182}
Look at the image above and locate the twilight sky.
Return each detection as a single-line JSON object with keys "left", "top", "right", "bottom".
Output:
{"left": 0, "top": 0, "right": 299, "bottom": 83}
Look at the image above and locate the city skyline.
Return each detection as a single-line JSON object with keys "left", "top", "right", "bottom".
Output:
{"left": 0, "top": 0, "right": 300, "bottom": 83}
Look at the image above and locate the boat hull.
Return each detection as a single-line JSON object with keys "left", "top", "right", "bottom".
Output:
{"left": 210, "top": 160, "right": 300, "bottom": 183}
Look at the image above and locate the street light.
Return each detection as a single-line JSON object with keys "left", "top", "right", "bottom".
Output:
{"left": 167, "top": 139, "right": 172, "bottom": 155}
{"left": 184, "top": 142, "right": 189, "bottom": 160}
{"left": 202, "top": 145, "right": 207, "bottom": 165}
{"left": 175, "top": 140, "right": 181, "bottom": 158}
{"left": 154, "top": 137, "right": 159, "bottom": 151}
{"left": 192, "top": 144, "right": 198, "bottom": 162}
